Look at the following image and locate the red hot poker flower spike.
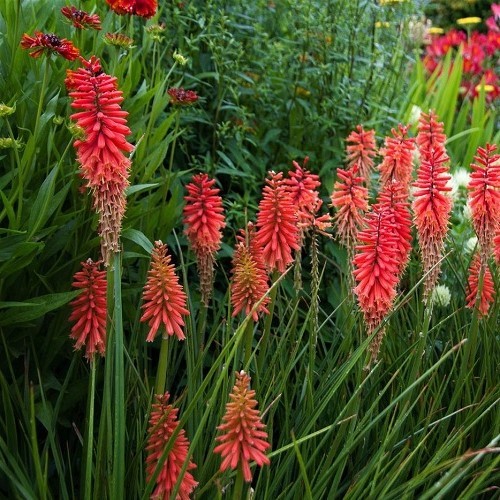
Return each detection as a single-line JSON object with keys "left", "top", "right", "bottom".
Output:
{"left": 20, "top": 32, "right": 80, "bottom": 60}
{"left": 61, "top": 6, "right": 102, "bottom": 30}
{"left": 214, "top": 371, "right": 270, "bottom": 482}
{"left": 467, "top": 143, "right": 500, "bottom": 263}
{"left": 255, "top": 171, "right": 300, "bottom": 273}
{"left": 416, "top": 110, "right": 447, "bottom": 160}
{"left": 183, "top": 173, "right": 225, "bottom": 305}
{"left": 231, "top": 223, "right": 270, "bottom": 321}
{"left": 69, "top": 259, "right": 107, "bottom": 360}
{"left": 141, "top": 241, "right": 190, "bottom": 342}
{"left": 465, "top": 253, "right": 495, "bottom": 317}
{"left": 345, "top": 125, "right": 377, "bottom": 181}
{"left": 146, "top": 393, "right": 197, "bottom": 500}
{"left": 106, "top": 0, "right": 158, "bottom": 18}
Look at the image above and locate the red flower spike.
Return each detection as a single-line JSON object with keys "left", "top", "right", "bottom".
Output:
{"left": 214, "top": 371, "right": 270, "bottom": 482}
{"left": 330, "top": 165, "right": 369, "bottom": 252}
{"left": 106, "top": 0, "right": 158, "bottom": 18}
{"left": 379, "top": 125, "right": 415, "bottom": 188}
{"left": 61, "top": 6, "right": 102, "bottom": 30}
{"left": 231, "top": 223, "right": 270, "bottom": 321}
{"left": 467, "top": 144, "right": 500, "bottom": 263}
{"left": 69, "top": 259, "right": 107, "bottom": 360}
{"left": 255, "top": 171, "right": 300, "bottom": 273}
{"left": 412, "top": 141, "right": 452, "bottom": 300}
{"left": 66, "top": 56, "right": 133, "bottom": 264}
{"left": 494, "top": 226, "right": 500, "bottom": 265}
{"left": 146, "top": 393, "right": 198, "bottom": 500}
{"left": 141, "top": 241, "right": 190, "bottom": 342}
{"left": 168, "top": 88, "right": 199, "bottom": 106}
{"left": 20, "top": 32, "right": 80, "bottom": 60}
{"left": 416, "top": 110, "right": 447, "bottom": 161}
{"left": 465, "top": 253, "right": 495, "bottom": 317}
{"left": 353, "top": 207, "right": 401, "bottom": 359}
{"left": 345, "top": 125, "right": 377, "bottom": 181}
{"left": 183, "top": 173, "right": 225, "bottom": 305}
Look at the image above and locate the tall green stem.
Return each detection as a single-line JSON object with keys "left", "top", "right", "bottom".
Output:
{"left": 233, "top": 467, "right": 245, "bottom": 500}
{"left": 33, "top": 57, "right": 51, "bottom": 140}
{"left": 84, "top": 360, "right": 97, "bottom": 500}
{"left": 243, "top": 318, "right": 254, "bottom": 368}
{"left": 155, "top": 337, "right": 170, "bottom": 395}
{"left": 257, "top": 271, "right": 279, "bottom": 374}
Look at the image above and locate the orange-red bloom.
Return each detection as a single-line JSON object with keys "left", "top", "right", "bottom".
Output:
{"left": 141, "top": 242, "right": 189, "bottom": 342}
{"left": 345, "top": 125, "right": 377, "bottom": 181}
{"left": 183, "top": 173, "right": 225, "bottom": 305}
{"left": 231, "top": 223, "right": 270, "bottom": 320}
{"left": 494, "top": 226, "right": 500, "bottom": 265}
{"left": 167, "top": 88, "right": 199, "bottom": 106}
{"left": 69, "top": 259, "right": 107, "bottom": 359}
{"left": 255, "top": 171, "right": 300, "bottom": 273}
{"left": 146, "top": 393, "right": 197, "bottom": 500}
{"left": 379, "top": 125, "right": 415, "bottom": 188}
{"left": 66, "top": 56, "right": 133, "bottom": 264}
{"left": 416, "top": 110, "right": 447, "bottom": 160}
{"left": 214, "top": 371, "right": 270, "bottom": 482}
{"left": 465, "top": 253, "right": 495, "bottom": 317}
{"left": 330, "top": 165, "right": 369, "bottom": 252}
{"left": 467, "top": 144, "right": 500, "bottom": 263}
{"left": 61, "top": 6, "right": 102, "bottom": 30}
{"left": 20, "top": 32, "right": 80, "bottom": 60}
{"left": 106, "top": 0, "right": 157, "bottom": 18}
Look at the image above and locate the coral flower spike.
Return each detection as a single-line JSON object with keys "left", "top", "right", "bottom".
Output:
{"left": 141, "top": 241, "right": 190, "bottom": 342}
{"left": 183, "top": 173, "right": 225, "bottom": 305}
{"left": 255, "top": 171, "right": 300, "bottom": 273}
{"left": 69, "top": 259, "right": 107, "bottom": 360}
{"left": 466, "top": 253, "right": 495, "bottom": 317}
{"left": 214, "top": 371, "right": 270, "bottom": 482}
{"left": 146, "top": 393, "right": 198, "bottom": 499}
{"left": 345, "top": 125, "right": 377, "bottom": 182}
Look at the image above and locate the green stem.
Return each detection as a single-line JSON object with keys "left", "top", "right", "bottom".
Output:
{"left": 111, "top": 252, "right": 125, "bottom": 499}
{"left": 155, "top": 336, "right": 170, "bottom": 395}
{"left": 257, "top": 271, "right": 279, "bottom": 374}
{"left": 84, "top": 359, "right": 97, "bottom": 500}
{"left": 233, "top": 467, "right": 245, "bottom": 500}
{"left": 33, "top": 57, "right": 51, "bottom": 140}
{"left": 243, "top": 318, "right": 254, "bottom": 368}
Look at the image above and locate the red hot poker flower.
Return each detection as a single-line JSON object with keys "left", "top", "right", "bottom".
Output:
{"left": 214, "top": 371, "right": 270, "bottom": 482}
{"left": 255, "top": 171, "right": 300, "bottom": 273}
{"left": 146, "top": 393, "right": 197, "bottom": 500}
{"left": 66, "top": 56, "right": 133, "bottom": 264}
{"left": 183, "top": 173, "right": 225, "bottom": 305}
{"left": 141, "top": 241, "right": 190, "bottom": 342}
{"left": 345, "top": 125, "right": 377, "bottom": 181}
{"left": 20, "top": 32, "right": 80, "bottom": 60}
{"left": 106, "top": 0, "right": 158, "bottom": 18}
{"left": 379, "top": 125, "right": 415, "bottom": 188}
{"left": 467, "top": 144, "right": 500, "bottom": 263}
{"left": 465, "top": 253, "right": 495, "bottom": 317}
{"left": 69, "top": 259, "right": 107, "bottom": 360}
{"left": 231, "top": 223, "right": 270, "bottom": 321}
{"left": 167, "top": 88, "right": 199, "bottom": 106}
{"left": 61, "top": 6, "right": 102, "bottom": 30}
{"left": 417, "top": 110, "right": 447, "bottom": 160}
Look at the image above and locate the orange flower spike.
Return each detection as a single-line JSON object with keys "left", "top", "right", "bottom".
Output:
{"left": 330, "top": 164, "right": 369, "bottom": 249}
{"left": 69, "top": 259, "right": 107, "bottom": 360}
{"left": 146, "top": 393, "right": 198, "bottom": 499}
{"left": 494, "top": 226, "right": 500, "bottom": 265}
{"left": 231, "top": 223, "right": 270, "bottom": 320}
{"left": 416, "top": 110, "right": 447, "bottom": 160}
{"left": 465, "top": 253, "right": 495, "bottom": 317}
{"left": 345, "top": 125, "right": 377, "bottom": 181}
{"left": 379, "top": 124, "right": 416, "bottom": 188}
{"left": 214, "top": 371, "right": 270, "bottom": 482}
{"left": 255, "top": 171, "right": 300, "bottom": 273}
{"left": 183, "top": 173, "right": 225, "bottom": 305}
{"left": 467, "top": 144, "right": 500, "bottom": 263}
{"left": 141, "top": 242, "right": 189, "bottom": 342}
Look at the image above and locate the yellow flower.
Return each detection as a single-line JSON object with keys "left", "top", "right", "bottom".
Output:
{"left": 456, "top": 17, "right": 481, "bottom": 26}
{"left": 475, "top": 84, "right": 495, "bottom": 93}
{"left": 173, "top": 51, "right": 188, "bottom": 66}
{"left": 428, "top": 27, "right": 444, "bottom": 35}
{"left": 375, "top": 21, "right": 391, "bottom": 28}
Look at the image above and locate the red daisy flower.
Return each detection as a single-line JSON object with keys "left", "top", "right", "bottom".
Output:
{"left": 378, "top": 124, "right": 415, "bottom": 188}
{"left": 167, "top": 88, "right": 199, "bottom": 106}
{"left": 20, "top": 32, "right": 80, "bottom": 60}
{"left": 231, "top": 223, "right": 270, "bottom": 321}
{"left": 106, "top": 0, "right": 158, "bottom": 18}
{"left": 214, "top": 371, "right": 270, "bottom": 482}
{"left": 255, "top": 171, "right": 300, "bottom": 273}
{"left": 345, "top": 125, "right": 377, "bottom": 182}
{"left": 467, "top": 144, "right": 500, "bottom": 263}
{"left": 465, "top": 253, "right": 495, "bottom": 317}
{"left": 141, "top": 241, "right": 190, "bottom": 342}
{"left": 66, "top": 56, "right": 133, "bottom": 264}
{"left": 146, "top": 393, "right": 197, "bottom": 500}
{"left": 183, "top": 173, "right": 225, "bottom": 305}
{"left": 69, "top": 259, "right": 107, "bottom": 360}
{"left": 61, "top": 6, "right": 102, "bottom": 30}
